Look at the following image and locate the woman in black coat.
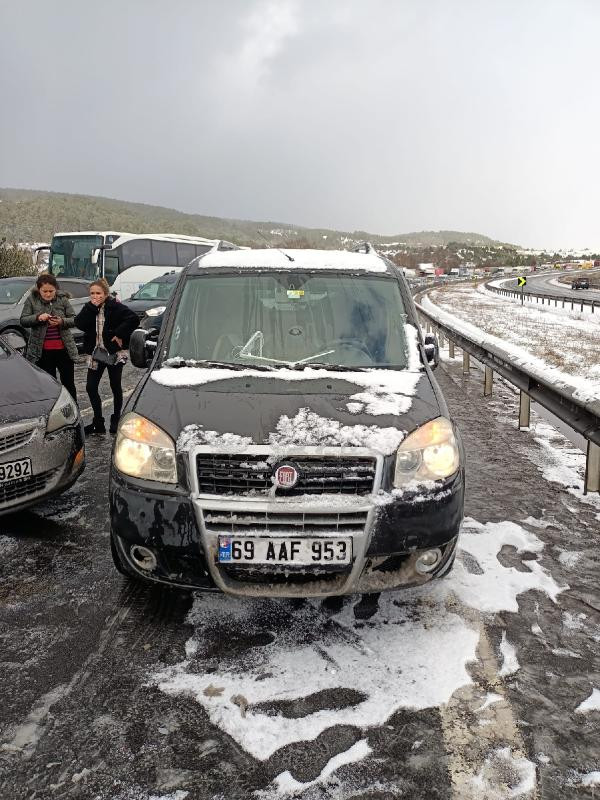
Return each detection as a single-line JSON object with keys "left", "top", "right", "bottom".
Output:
{"left": 74, "top": 278, "right": 139, "bottom": 435}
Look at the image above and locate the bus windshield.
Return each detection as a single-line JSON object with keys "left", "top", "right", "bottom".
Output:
{"left": 49, "top": 235, "right": 103, "bottom": 279}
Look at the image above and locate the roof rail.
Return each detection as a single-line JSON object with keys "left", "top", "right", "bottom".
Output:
{"left": 352, "top": 241, "right": 374, "bottom": 254}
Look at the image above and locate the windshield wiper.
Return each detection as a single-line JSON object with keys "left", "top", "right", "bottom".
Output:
{"left": 289, "top": 362, "right": 367, "bottom": 372}
{"left": 163, "top": 358, "right": 274, "bottom": 371}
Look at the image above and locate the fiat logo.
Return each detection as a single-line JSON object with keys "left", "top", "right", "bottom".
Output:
{"left": 274, "top": 463, "right": 299, "bottom": 489}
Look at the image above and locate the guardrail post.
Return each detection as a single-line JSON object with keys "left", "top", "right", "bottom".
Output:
{"left": 518, "top": 391, "right": 531, "bottom": 428}
{"left": 449, "top": 340, "right": 455, "bottom": 358}
{"left": 581, "top": 300, "right": 584, "bottom": 313}
{"left": 484, "top": 366, "right": 493, "bottom": 396}
{"left": 463, "top": 351, "right": 470, "bottom": 374}
{"left": 584, "top": 441, "right": 600, "bottom": 494}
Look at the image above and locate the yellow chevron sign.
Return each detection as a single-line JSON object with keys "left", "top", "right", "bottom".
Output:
{"left": 517, "top": 276, "right": 527, "bottom": 287}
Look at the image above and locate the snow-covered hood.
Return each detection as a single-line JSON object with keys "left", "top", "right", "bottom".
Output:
{"left": 134, "top": 369, "right": 444, "bottom": 453}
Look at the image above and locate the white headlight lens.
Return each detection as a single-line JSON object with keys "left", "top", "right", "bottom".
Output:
{"left": 145, "top": 306, "right": 166, "bottom": 317}
{"left": 394, "top": 417, "right": 459, "bottom": 487}
{"left": 114, "top": 412, "right": 177, "bottom": 483}
{"left": 46, "top": 387, "right": 78, "bottom": 433}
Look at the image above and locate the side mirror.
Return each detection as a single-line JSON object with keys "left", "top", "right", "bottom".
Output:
{"left": 91, "top": 249, "right": 100, "bottom": 265}
{"left": 130, "top": 327, "right": 159, "bottom": 368}
{"left": 1, "top": 331, "right": 27, "bottom": 353}
{"left": 423, "top": 333, "right": 439, "bottom": 369}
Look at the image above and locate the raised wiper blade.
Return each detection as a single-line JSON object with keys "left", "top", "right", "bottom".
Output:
{"left": 290, "top": 362, "right": 366, "bottom": 372}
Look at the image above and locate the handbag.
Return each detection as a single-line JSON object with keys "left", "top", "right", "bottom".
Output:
{"left": 91, "top": 345, "right": 118, "bottom": 366}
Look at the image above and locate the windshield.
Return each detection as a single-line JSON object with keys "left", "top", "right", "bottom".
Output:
{"left": 49, "top": 235, "right": 103, "bottom": 279}
{"left": 0, "top": 280, "right": 31, "bottom": 304}
{"left": 132, "top": 279, "right": 176, "bottom": 301}
{"left": 166, "top": 273, "right": 410, "bottom": 369}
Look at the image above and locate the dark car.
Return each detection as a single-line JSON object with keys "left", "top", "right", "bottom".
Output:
{"left": 0, "top": 336, "right": 85, "bottom": 515}
{"left": 571, "top": 277, "right": 590, "bottom": 290}
{"left": 124, "top": 272, "right": 180, "bottom": 331}
{"left": 109, "top": 247, "right": 464, "bottom": 598}
{"left": 0, "top": 275, "right": 91, "bottom": 350}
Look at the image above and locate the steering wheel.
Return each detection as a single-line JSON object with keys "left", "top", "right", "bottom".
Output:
{"left": 327, "top": 338, "right": 374, "bottom": 360}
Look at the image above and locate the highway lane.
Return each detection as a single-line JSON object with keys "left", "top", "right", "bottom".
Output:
{"left": 501, "top": 269, "right": 600, "bottom": 304}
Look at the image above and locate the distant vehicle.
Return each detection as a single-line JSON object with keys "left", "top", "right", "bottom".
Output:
{"left": 45, "top": 231, "right": 234, "bottom": 297}
{"left": 0, "top": 276, "right": 90, "bottom": 349}
{"left": 125, "top": 272, "right": 180, "bottom": 330}
{"left": 571, "top": 277, "right": 590, "bottom": 290}
{"left": 0, "top": 335, "right": 84, "bottom": 515}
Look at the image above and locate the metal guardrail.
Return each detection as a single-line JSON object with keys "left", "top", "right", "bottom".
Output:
{"left": 487, "top": 282, "right": 600, "bottom": 313}
{"left": 415, "top": 294, "right": 600, "bottom": 494}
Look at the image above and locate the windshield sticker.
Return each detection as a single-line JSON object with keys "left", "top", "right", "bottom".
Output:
{"left": 286, "top": 289, "right": 304, "bottom": 298}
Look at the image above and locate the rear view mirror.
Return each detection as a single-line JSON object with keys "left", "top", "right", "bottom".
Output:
{"left": 423, "top": 333, "right": 439, "bottom": 369}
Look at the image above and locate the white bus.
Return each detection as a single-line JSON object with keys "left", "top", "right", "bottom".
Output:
{"left": 46, "top": 231, "right": 238, "bottom": 298}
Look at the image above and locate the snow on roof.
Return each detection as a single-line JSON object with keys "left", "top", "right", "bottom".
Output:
{"left": 196, "top": 248, "right": 389, "bottom": 272}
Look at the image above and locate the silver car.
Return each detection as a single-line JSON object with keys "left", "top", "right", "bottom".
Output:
{"left": 0, "top": 336, "right": 85, "bottom": 516}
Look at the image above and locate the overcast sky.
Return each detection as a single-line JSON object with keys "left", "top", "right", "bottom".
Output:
{"left": 1, "top": 0, "right": 599, "bottom": 249}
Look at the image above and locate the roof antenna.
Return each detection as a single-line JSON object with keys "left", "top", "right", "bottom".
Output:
{"left": 257, "top": 230, "right": 294, "bottom": 262}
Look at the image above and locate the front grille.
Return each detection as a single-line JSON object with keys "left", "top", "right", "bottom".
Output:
{"left": 0, "top": 468, "right": 57, "bottom": 505}
{"left": 202, "top": 508, "right": 368, "bottom": 536}
{"left": 0, "top": 428, "right": 34, "bottom": 454}
{"left": 196, "top": 454, "right": 376, "bottom": 497}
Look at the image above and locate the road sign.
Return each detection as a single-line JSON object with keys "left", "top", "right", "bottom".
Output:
{"left": 517, "top": 276, "right": 527, "bottom": 287}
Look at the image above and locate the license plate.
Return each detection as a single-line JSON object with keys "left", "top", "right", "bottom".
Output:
{"left": 218, "top": 536, "right": 352, "bottom": 566}
{"left": 0, "top": 457, "right": 32, "bottom": 484}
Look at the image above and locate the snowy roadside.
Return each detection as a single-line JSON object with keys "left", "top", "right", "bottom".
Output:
{"left": 420, "top": 285, "right": 600, "bottom": 403}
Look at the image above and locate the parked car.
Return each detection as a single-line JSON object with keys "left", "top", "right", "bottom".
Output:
{"left": 0, "top": 336, "right": 84, "bottom": 515}
{"left": 0, "top": 275, "right": 91, "bottom": 350}
{"left": 571, "top": 277, "right": 590, "bottom": 290}
{"left": 109, "top": 246, "right": 464, "bottom": 597}
{"left": 123, "top": 271, "right": 180, "bottom": 332}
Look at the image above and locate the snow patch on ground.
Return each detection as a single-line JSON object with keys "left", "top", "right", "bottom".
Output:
{"left": 471, "top": 747, "right": 537, "bottom": 798}
{"left": 575, "top": 688, "right": 600, "bottom": 713}
{"left": 499, "top": 632, "right": 520, "bottom": 677}
{"left": 581, "top": 771, "right": 600, "bottom": 787}
{"left": 149, "top": 515, "right": 564, "bottom": 793}
{"left": 268, "top": 740, "right": 371, "bottom": 797}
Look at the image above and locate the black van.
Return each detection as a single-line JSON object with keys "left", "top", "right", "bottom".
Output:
{"left": 109, "top": 246, "right": 464, "bottom": 598}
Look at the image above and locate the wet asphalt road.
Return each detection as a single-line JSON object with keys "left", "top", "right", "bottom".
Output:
{"left": 0, "top": 357, "right": 599, "bottom": 800}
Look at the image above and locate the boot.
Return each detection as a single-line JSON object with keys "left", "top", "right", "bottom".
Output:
{"left": 109, "top": 414, "right": 119, "bottom": 435}
{"left": 84, "top": 417, "right": 106, "bottom": 435}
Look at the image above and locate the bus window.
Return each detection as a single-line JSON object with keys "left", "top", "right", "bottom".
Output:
{"left": 195, "top": 244, "right": 211, "bottom": 258}
{"left": 121, "top": 240, "right": 152, "bottom": 268}
{"left": 176, "top": 243, "right": 196, "bottom": 266}
{"left": 152, "top": 240, "right": 177, "bottom": 265}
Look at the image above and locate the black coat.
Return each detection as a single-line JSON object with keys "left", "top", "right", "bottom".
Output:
{"left": 74, "top": 297, "right": 139, "bottom": 356}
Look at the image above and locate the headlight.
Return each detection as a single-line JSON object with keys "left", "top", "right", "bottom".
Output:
{"left": 145, "top": 306, "right": 166, "bottom": 317}
{"left": 46, "top": 387, "right": 78, "bottom": 433}
{"left": 114, "top": 412, "right": 177, "bottom": 483}
{"left": 393, "top": 417, "right": 459, "bottom": 487}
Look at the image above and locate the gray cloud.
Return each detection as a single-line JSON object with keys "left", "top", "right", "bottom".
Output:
{"left": 1, "top": 0, "right": 599, "bottom": 248}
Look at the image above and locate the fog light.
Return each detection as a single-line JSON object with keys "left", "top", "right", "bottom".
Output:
{"left": 415, "top": 548, "right": 442, "bottom": 574}
{"left": 130, "top": 545, "right": 158, "bottom": 572}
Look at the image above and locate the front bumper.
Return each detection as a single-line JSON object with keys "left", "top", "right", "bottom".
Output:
{"left": 109, "top": 465, "right": 464, "bottom": 597}
{"left": 0, "top": 417, "right": 85, "bottom": 516}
